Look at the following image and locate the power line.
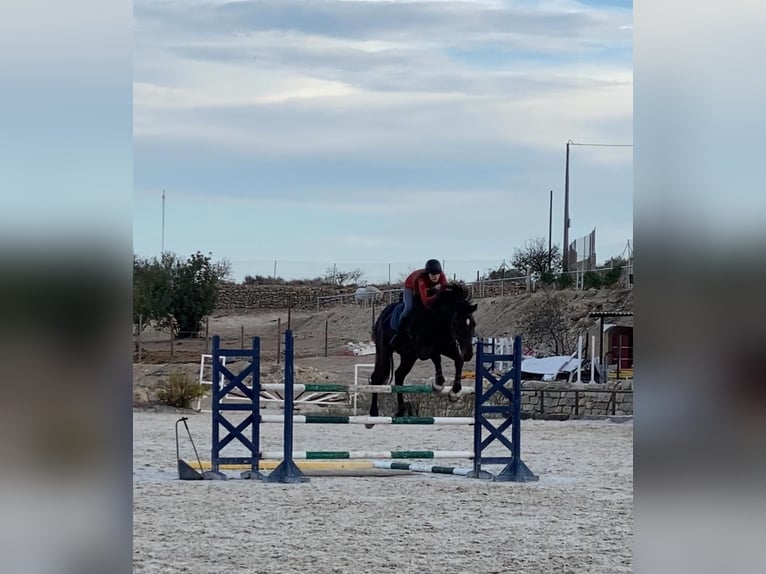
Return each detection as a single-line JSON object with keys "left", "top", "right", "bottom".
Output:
{"left": 568, "top": 142, "right": 633, "bottom": 147}
{"left": 562, "top": 140, "right": 632, "bottom": 272}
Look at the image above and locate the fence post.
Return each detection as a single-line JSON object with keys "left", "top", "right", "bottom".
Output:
{"left": 240, "top": 325, "right": 244, "bottom": 349}
{"left": 324, "top": 320, "right": 328, "bottom": 357}
{"left": 169, "top": 316, "right": 175, "bottom": 358}
{"left": 205, "top": 317, "right": 209, "bottom": 353}
{"left": 277, "top": 318, "right": 282, "bottom": 364}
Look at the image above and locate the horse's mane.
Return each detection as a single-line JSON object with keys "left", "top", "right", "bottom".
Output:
{"left": 438, "top": 281, "right": 472, "bottom": 305}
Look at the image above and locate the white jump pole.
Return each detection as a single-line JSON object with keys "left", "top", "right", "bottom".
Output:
{"left": 353, "top": 364, "right": 374, "bottom": 416}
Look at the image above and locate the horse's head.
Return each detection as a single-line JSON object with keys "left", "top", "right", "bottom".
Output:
{"left": 435, "top": 282, "right": 477, "bottom": 361}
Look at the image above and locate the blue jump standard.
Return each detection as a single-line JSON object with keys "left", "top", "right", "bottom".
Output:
{"left": 178, "top": 330, "right": 538, "bottom": 484}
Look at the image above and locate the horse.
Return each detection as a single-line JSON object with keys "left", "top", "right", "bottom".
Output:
{"left": 366, "top": 281, "right": 477, "bottom": 428}
{"left": 354, "top": 285, "right": 383, "bottom": 307}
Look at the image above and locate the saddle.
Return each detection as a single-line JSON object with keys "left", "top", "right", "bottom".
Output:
{"left": 391, "top": 305, "right": 430, "bottom": 357}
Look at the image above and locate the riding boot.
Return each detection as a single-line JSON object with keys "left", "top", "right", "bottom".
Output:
{"left": 406, "top": 320, "right": 416, "bottom": 345}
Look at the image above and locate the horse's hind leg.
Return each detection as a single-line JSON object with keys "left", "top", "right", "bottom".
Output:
{"left": 393, "top": 354, "right": 417, "bottom": 418}
{"left": 367, "top": 361, "right": 388, "bottom": 429}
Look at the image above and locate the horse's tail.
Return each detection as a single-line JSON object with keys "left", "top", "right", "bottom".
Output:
{"left": 370, "top": 307, "right": 394, "bottom": 386}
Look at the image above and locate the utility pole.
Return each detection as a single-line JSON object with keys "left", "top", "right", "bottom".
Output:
{"left": 161, "top": 189, "right": 166, "bottom": 254}
{"left": 562, "top": 140, "right": 632, "bottom": 274}
{"left": 548, "top": 189, "right": 553, "bottom": 271}
{"left": 563, "top": 141, "right": 571, "bottom": 273}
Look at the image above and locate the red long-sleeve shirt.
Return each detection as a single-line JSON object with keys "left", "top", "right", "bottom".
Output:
{"left": 404, "top": 269, "right": 448, "bottom": 308}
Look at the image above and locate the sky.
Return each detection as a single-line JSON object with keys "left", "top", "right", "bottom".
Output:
{"left": 132, "top": 0, "right": 633, "bottom": 284}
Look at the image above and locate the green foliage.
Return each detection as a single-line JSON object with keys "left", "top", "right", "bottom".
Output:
{"left": 133, "top": 251, "right": 231, "bottom": 338}
{"left": 170, "top": 252, "right": 221, "bottom": 338}
{"left": 132, "top": 253, "right": 174, "bottom": 335}
{"left": 582, "top": 270, "right": 603, "bottom": 290}
{"left": 602, "top": 264, "right": 623, "bottom": 287}
{"left": 540, "top": 271, "right": 556, "bottom": 286}
{"left": 556, "top": 272, "right": 574, "bottom": 290}
{"left": 603, "top": 256, "right": 629, "bottom": 269}
{"left": 157, "top": 371, "right": 205, "bottom": 408}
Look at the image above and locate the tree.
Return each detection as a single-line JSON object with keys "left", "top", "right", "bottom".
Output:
{"left": 132, "top": 253, "right": 174, "bottom": 336}
{"left": 133, "top": 251, "right": 230, "bottom": 339}
{"left": 511, "top": 237, "right": 562, "bottom": 276}
{"left": 517, "top": 292, "right": 576, "bottom": 355}
{"left": 483, "top": 261, "right": 524, "bottom": 281}
{"left": 601, "top": 255, "right": 629, "bottom": 287}
{"left": 169, "top": 251, "right": 227, "bottom": 338}
{"left": 582, "top": 270, "right": 603, "bottom": 290}
{"left": 324, "top": 265, "right": 365, "bottom": 287}
{"left": 603, "top": 255, "right": 630, "bottom": 269}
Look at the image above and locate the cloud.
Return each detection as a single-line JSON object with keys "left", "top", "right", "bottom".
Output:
{"left": 134, "top": 187, "right": 505, "bottom": 216}
{"left": 134, "top": 0, "right": 630, "bottom": 45}
{"left": 133, "top": 0, "right": 632, "bottom": 158}
{"left": 132, "top": 0, "right": 633, "bottom": 266}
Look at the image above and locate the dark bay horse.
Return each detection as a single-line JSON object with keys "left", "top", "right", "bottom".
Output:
{"left": 367, "top": 282, "right": 477, "bottom": 427}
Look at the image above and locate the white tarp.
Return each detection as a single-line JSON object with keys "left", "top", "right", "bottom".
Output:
{"left": 344, "top": 341, "right": 376, "bottom": 356}
{"left": 521, "top": 356, "right": 582, "bottom": 377}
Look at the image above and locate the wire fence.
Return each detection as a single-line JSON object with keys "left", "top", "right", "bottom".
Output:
{"left": 225, "top": 255, "right": 633, "bottom": 287}
{"left": 133, "top": 262, "right": 632, "bottom": 365}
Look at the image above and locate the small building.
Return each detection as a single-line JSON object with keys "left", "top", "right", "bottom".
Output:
{"left": 588, "top": 311, "right": 634, "bottom": 380}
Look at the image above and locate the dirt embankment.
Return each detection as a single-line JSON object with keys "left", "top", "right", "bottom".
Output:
{"left": 133, "top": 288, "right": 632, "bottom": 408}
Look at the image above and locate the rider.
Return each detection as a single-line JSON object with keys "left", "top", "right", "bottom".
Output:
{"left": 390, "top": 259, "right": 448, "bottom": 342}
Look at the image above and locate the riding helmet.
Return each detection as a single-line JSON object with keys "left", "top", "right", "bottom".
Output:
{"left": 425, "top": 259, "right": 442, "bottom": 274}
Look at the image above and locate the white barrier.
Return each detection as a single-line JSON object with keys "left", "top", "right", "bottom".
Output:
{"left": 352, "top": 363, "right": 375, "bottom": 415}
{"left": 196, "top": 353, "right": 345, "bottom": 412}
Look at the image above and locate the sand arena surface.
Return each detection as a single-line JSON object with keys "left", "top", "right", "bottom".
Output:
{"left": 133, "top": 410, "right": 632, "bottom": 573}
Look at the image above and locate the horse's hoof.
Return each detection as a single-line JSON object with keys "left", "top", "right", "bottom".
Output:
{"left": 448, "top": 390, "right": 460, "bottom": 402}
{"left": 432, "top": 381, "right": 444, "bottom": 392}
{"left": 365, "top": 424, "right": 375, "bottom": 430}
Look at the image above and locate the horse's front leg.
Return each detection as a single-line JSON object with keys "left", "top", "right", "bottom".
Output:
{"left": 449, "top": 341, "right": 464, "bottom": 402}
{"left": 430, "top": 354, "right": 446, "bottom": 392}
{"left": 393, "top": 353, "right": 417, "bottom": 418}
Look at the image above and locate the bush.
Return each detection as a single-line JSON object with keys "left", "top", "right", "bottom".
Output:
{"left": 556, "top": 273, "right": 574, "bottom": 290}
{"left": 583, "top": 271, "right": 603, "bottom": 290}
{"left": 603, "top": 265, "right": 623, "bottom": 287}
{"left": 540, "top": 271, "right": 556, "bottom": 286}
{"left": 157, "top": 372, "right": 205, "bottom": 408}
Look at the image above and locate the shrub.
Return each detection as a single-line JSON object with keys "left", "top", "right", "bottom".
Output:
{"left": 603, "top": 265, "right": 623, "bottom": 287}
{"left": 556, "top": 273, "right": 574, "bottom": 290}
{"left": 157, "top": 371, "right": 205, "bottom": 408}
{"left": 540, "top": 271, "right": 556, "bottom": 286}
{"left": 583, "top": 271, "right": 603, "bottom": 290}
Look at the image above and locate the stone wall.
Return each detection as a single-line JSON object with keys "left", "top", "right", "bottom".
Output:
{"left": 519, "top": 380, "right": 633, "bottom": 418}
{"left": 353, "top": 379, "right": 632, "bottom": 419}
{"left": 214, "top": 279, "right": 529, "bottom": 311}
{"left": 215, "top": 283, "right": 349, "bottom": 310}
